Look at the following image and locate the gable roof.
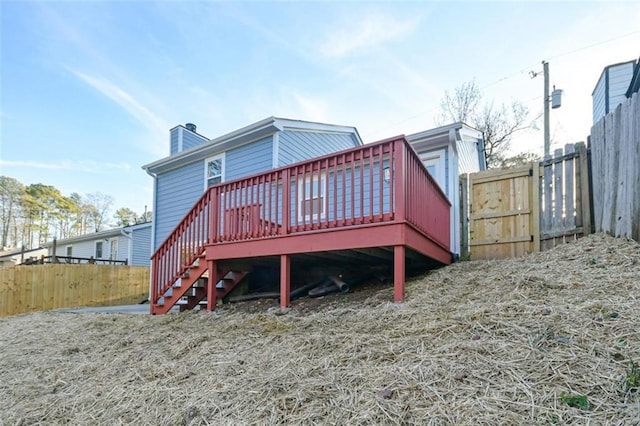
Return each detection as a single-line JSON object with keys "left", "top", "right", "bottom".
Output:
{"left": 406, "top": 122, "right": 484, "bottom": 147}
{"left": 591, "top": 59, "right": 637, "bottom": 96}
{"left": 406, "top": 122, "right": 487, "bottom": 170}
{"left": 43, "top": 222, "right": 152, "bottom": 247}
{"left": 0, "top": 246, "right": 46, "bottom": 258}
{"left": 143, "top": 117, "right": 363, "bottom": 174}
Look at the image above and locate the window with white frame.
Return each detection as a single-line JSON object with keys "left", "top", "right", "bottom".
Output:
{"left": 298, "top": 173, "right": 326, "bottom": 221}
{"left": 205, "top": 154, "right": 225, "bottom": 187}
{"left": 66, "top": 246, "right": 72, "bottom": 256}
{"left": 95, "top": 241, "right": 103, "bottom": 258}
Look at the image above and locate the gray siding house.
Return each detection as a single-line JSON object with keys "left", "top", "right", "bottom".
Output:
{"left": 143, "top": 117, "right": 363, "bottom": 250}
{"left": 46, "top": 222, "right": 152, "bottom": 266}
{"left": 407, "top": 122, "right": 486, "bottom": 257}
{"left": 592, "top": 59, "right": 637, "bottom": 124}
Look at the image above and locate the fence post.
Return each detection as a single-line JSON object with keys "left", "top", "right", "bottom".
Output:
{"left": 459, "top": 174, "right": 469, "bottom": 259}
{"left": 575, "top": 142, "right": 592, "bottom": 235}
{"left": 282, "top": 170, "right": 291, "bottom": 235}
{"left": 531, "top": 163, "right": 541, "bottom": 252}
{"left": 52, "top": 237, "right": 58, "bottom": 264}
{"left": 393, "top": 140, "right": 406, "bottom": 222}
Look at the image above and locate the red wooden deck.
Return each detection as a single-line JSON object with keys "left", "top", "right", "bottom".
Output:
{"left": 150, "top": 136, "right": 451, "bottom": 315}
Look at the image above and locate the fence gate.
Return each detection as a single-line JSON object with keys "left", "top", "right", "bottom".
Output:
{"left": 468, "top": 165, "right": 539, "bottom": 260}
{"left": 465, "top": 142, "right": 591, "bottom": 260}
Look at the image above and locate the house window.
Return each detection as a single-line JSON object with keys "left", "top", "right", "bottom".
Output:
{"left": 298, "top": 173, "right": 326, "bottom": 221}
{"left": 95, "top": 241, "right": 103, "bottom": 259}
{"left": 205, "top": 154, "right": 225, "bottom": 188}
{"left": 66, "top": 246, "right": 72, "bottom": 257}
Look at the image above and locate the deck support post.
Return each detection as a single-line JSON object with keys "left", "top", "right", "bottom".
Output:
{"left": 280, "top": 254, "right": 291, "bottom": 309}
{"left": 393, "top": 245, "right": 405, "bottom": 303}
{"left": 206, "top": 260, "right": 217, "bottom": 311}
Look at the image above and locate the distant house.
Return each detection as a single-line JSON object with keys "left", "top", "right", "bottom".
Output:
{"left": 406, "top": 122, "right": 486, "bottom": 257}
{"left": 45, "top": 222, "right": 152, "bottom": 266}
{"left": 0, "top": 247, "right": 48, "bottom": 267}
{"left": 592, "top": 59, "right": 637, "bottom": 124}
{"left": 142, "top": 117, "right": 363, "bottom": 250}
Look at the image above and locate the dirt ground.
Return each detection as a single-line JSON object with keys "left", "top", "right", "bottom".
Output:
{"left": 1, "top": 233, "right": 639, "bottom": 425}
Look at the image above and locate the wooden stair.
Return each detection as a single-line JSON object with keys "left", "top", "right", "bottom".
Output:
{"left": 179, "top": 271, "right": 249, "bottom": 312}
{"left": 151, "top": 252, "right": 248, "bottom": 314}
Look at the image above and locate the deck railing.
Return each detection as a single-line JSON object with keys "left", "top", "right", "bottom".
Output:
{"left": 150, "top": 137, "right": 451, "bottom": 305}
{"left": 151, "top": 190, "right": 213, "bottom": 304}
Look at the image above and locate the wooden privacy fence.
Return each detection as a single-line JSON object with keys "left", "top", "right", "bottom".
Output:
{"left": 590, "top": 91, "right": 640, "bottom": 241}
{"left": 0, "top": 264, "right": 149, "bottom": 317}
{"left": 463, "top": 142, "right": 592, "bottom": 260}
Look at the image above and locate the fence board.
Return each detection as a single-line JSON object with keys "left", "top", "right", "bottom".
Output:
{"left": 0, "top": 265, "right": 149, "bottom": 317}
{"left": 542, "top": 156, "right": 552, "bottom": 231}
{"left": 553, "top": 148, "right": 563, "bottom": 231}
{"left": 590, "top": 91, "right": 640, "bottom": 240}
{"left": 564, "top": 144, "right": 575, "bottom": 230}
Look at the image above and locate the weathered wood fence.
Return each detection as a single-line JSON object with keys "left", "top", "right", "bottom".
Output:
{"left": 0, "top": 265, "right": 149, "bottom": 317}
{"left": 590, "top": 91, "right": 640, "bottom": 241}
{"left": 539, "top": 143, "right": 592, "bottom": 250}
{"left": 463, "top": 142, "right": 592, "bottom": 260}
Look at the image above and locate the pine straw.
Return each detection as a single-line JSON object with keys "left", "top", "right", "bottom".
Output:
{"left": 1, "top": 233, "right": 639, "bottom": 425}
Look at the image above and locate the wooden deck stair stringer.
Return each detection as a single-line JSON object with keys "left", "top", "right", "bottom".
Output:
{"left": 181, "top": 271, "right": 249, "bottom": 311}
{"left": 151, "top": 254, "right": 208, "bottom": 315}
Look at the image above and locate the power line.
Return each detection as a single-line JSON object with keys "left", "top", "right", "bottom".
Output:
{"left": 481, "top": 29, "right": 640, "bottom": 90}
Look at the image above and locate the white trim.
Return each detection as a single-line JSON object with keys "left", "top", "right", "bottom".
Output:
{"left": 297, "top": 172, "right": 326, "bottom": 222}
{"left": 150, "top": 172, "right": 157, "bottom": 251}
{"left": 272, "top": 132, "right": 279, "bottom": 168}
{"left": 419, "top": 149, "right": 446, "bottom": 192}
{"left": 449, "top": 156, "right": 460, "bottom": 257}
{"left": 204, "top": 152, "right": 225, "bottom": 190}
{"left": 109, "top": 238, "right": 118, "bottom": 261}
{"left": 177, "top": 126, "right": 184, "bottom": 152}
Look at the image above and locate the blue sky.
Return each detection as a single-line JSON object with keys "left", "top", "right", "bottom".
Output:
{"left": 1, "top": 1, "right": 639, "bottom": 219}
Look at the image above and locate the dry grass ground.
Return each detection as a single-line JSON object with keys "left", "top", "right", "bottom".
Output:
{"left": 1, "top": 233, "right": 639, "bottom": 425}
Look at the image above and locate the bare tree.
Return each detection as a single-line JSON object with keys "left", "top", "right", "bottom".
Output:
{"left": 84, "top": 192, "right": 114, "bottom": 232}
{"left": 437, "top": 80, "right": 538, "bottom": 168}
{"left": 438, "top": 80, "right": 481, "bottom": 124}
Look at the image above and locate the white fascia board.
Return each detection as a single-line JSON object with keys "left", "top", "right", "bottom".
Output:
{"left": 45, "top": 228, "right": 125, "bottom": 246}
{"left": 143, "top": 118, "right": 279, "bottom": 173}
{"left": 275, "top": 117, "right": 363, "bottom": 146}
{"left": 123, "top": 222, "right": 152, "bottom": 232}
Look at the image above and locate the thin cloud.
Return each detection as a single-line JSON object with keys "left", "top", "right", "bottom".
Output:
{"left": 67, "top": 69, "right": 169, "bottom": 157}
{"left": 319, "top": 12, "right": 420, "bottom": 58}
{"left": 69, "top": 70, "right": 167, "bottom": 132}
{"left": 0, "top": 160, "right": 131, "bottom": 173}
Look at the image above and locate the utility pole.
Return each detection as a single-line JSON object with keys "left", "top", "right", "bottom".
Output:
{"left": 531, "top": 61, "right": 561, "bottom": 158}
{"left": 543, "top": 60, "right": 550, "bottom": 158}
